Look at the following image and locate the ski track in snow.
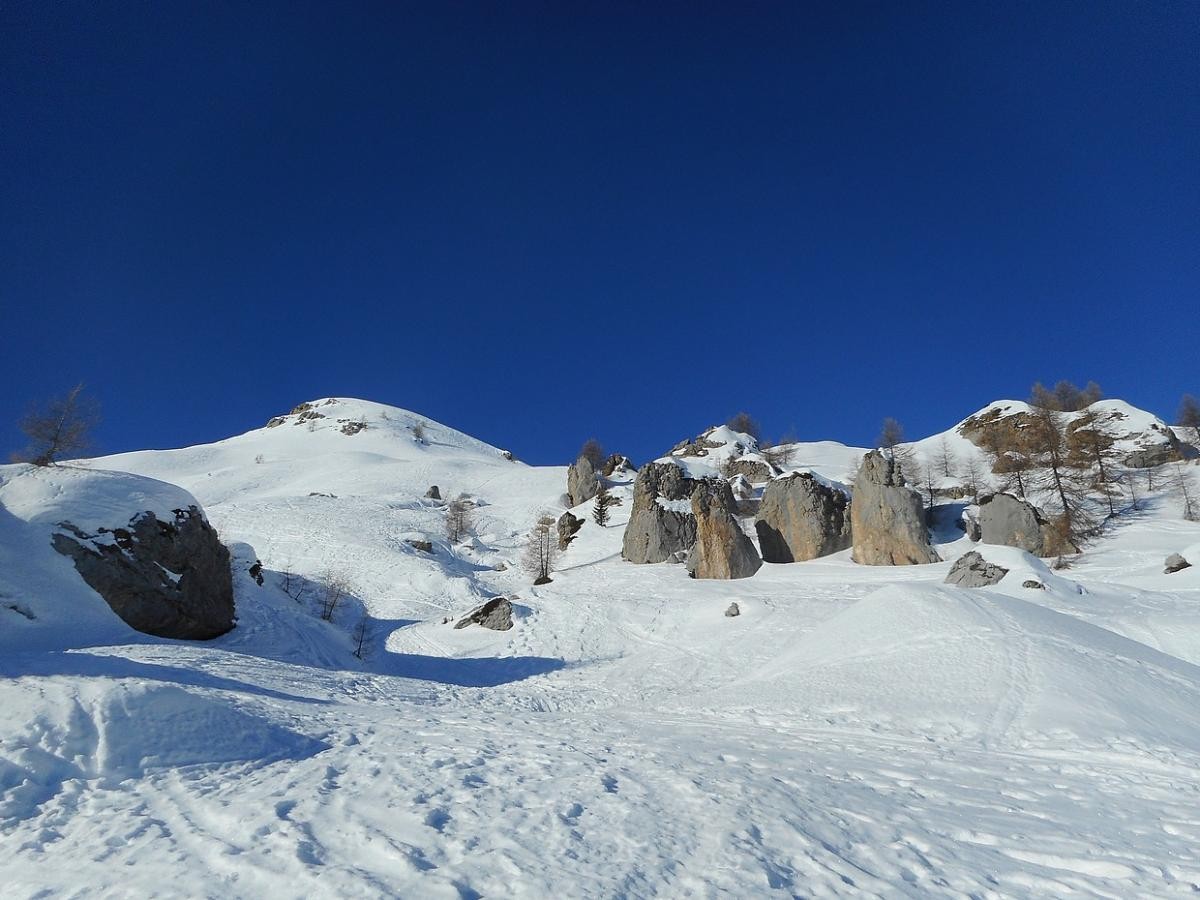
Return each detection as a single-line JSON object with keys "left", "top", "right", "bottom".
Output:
{"left": 4, "top": 398, "right": 1200, "bottom": 898}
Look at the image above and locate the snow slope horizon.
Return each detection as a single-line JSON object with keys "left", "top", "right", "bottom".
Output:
{"left": 5, "top": 394, "right": 1200, "bottom": 897}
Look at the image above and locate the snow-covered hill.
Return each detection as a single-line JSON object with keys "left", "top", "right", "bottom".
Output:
{"left": 5, "top": 396, "right": 1200, "bottom": 897}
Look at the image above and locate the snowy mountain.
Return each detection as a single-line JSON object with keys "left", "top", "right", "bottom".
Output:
{"left": 4, "top": 396, "right": 1200, "bottom": 897}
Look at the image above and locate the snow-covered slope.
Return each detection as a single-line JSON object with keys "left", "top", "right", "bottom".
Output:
{"left": 5, "top": 397, "right": 1200, "bottom": 898}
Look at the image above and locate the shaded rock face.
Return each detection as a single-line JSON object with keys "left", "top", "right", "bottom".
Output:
{"left": 978, "top": 493, "right": 1047, "bottom": 556}
{"left": 454, "top": 597, "right": 513, "bottom": 631}
{"left": 945, "top": 551, "right": 1009, "bottom": 587}
{"left": 621, "top": 462, "right": 698, "bottom": 564}
{"left": 1165, "top": 553, "right": 1192, "bottom": 574}
{"left": 567, "top": 456, "right": 599, "bottom": 507}
{"left": 425, "top": 485, "right": 441, "bottom": 501}
{"left": 52, "top": 507, "right": 234, "bottom": 640}
{"left": 557, "top": 511, "right": 584, "bottom": 550}
{"left": 686, "top": 479, "right": 762, "bottom": 580}
{"left": 755, "top": 473, "right": 851, "bottom": 563}
{"left": 850, "top": 452, "right": 939, "bottom": 566}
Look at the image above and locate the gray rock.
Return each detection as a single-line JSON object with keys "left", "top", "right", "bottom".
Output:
{"left": 425, "top": 485, "right": 441, "bottom": 500}
{"left": 686, "top": 479, "right": 762, "bottom": 580}
{"left": 557, "top": 511, "right": 584, "bottom": 550}
{"left": 52, "top": 507, "right": 234, "bottom": 640}
{"left": 567, "top": 455, "right": 600, "bottom": 507}
{"left": 1165, "top": 553, "right": 1192, "bottom": 574}
{"left": 978, "top": 493, "right": 1047, "bottom": 555}
{"left": 944, "top": 551, "right": 1010, "bottom": 587}
{"left": 723, "top": 458, "right": 779, "bottom": 484}
{"left": 621, "top": 462, "right": 699, "bottom": 564}
{"left": 850, "top": 452, "right": 939, "bottom": 566}
{"left": 406, "top": 539, "right": 433, "bottom": 553}
{"left": 725, "top": 602, "right": 741, "bottom": 617}
{"left": 454, "top": 597, "right": 514, "bottom": 631}
{"left": 755, "top": 473, "right": 851, "bottom": 563}
{"left": 602, "top": 454, "right": 635, "bottom": 477}
{"left": 1022, "top": 579, "right": 1046, "bottom": 590}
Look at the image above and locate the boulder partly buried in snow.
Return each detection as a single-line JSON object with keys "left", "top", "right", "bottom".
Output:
{"left": 52, "top": 505, "right": 235, "bottom": 640}
{"left": 454, "top": 597, "right": 514, "bottom": 631}
{"left": 945, "top": 551, "right": 1009, "bottom": 588}
{"left": 978, "top": 493, "right": 1047, "bottom": 556}
{"left": 1165, "top": 553, "right": 1192, "bottom": 574}
{"left": 622, "top": 462, "right": 699, "bottom": 564}
{"left": 686, "top": 479, "right": 762, "bottom": 580}
{"left": 755, "top": 472, "right": 851, "bottom": 563}
{"left": 557, "top": 511, "right": 584, "bottom": 550}
{"left": 850, "top": 451, "right": 939, "bottom": 566}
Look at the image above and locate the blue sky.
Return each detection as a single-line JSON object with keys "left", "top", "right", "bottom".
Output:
{"left": 2, "top": 2, "right": 1197, "bottom": 465}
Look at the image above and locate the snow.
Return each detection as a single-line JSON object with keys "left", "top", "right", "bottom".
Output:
{"left": 4, "top": 397, "right": 1200, "bottom": 897}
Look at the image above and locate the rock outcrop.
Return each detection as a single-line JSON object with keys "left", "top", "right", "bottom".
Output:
{"left": 723, "top": 458, "right": 779, "bottom": 484}
{"left": 755, "top": 473, "right": 852, "bottom": 563}
{"left": 601, "top": 454, "right": 635, "bottom": 477}
{"left": 52, "top": 507, "right": 235, "bottom": 640}
{"left": 978, "top": 493, "right": 1047, "bottom": 556}
{"left": 686, "top": 479, "right": 762, "bottom": 580}
{"left": 567, "top": 456, "right": 599, "bottom": 507}
{"left": 944, "top": 551, "right": 1009, "bottom": 587}
{"left": 557, "top": 511, "right": 584, "bottom": 550}
{"left": 1165, "top": 553, "right": 1192, "bottom": 574}
{"left": 850, "top": 452, "right": 939, "bottom": 566}
{"left": 454, "top": 597, "right": 514, "bottom": 631}
{"left": 621, "top": 462, "right": 698, "bottom": 564}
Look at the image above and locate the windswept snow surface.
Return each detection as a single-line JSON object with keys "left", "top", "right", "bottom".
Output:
{"left": 5, "top": 398, "right": 1200, "bottom": 897}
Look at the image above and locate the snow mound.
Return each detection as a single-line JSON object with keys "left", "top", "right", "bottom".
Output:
{"left": 0, "top": 679, "right": 325, "bottom": 818}
{"left": 743, "top": 583, "right": 1200, "bottom": 751}
{"left": 0, "top": 464, "right": 208, "bottom": 653}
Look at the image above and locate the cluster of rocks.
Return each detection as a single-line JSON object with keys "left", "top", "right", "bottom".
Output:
{"left": 52, "top": 507, "right": 235, "bottom": 640}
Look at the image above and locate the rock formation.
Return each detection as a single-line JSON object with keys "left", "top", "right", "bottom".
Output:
{"left": 686, "top": 479, "right": 762, "bottom": 580}
{"left": 454, "top": 597, "right": 514, "bottom": 631}
{"left": 621, "top": 462, "right": 698, "bottom": 564}
{"left": 978, "top": 493, "right": 1047, "bottom": 555}
{"left": 944, "top": 551, "right": 1009, "bottom": 587}
{"left": 52, "top": 507, "right": 235, "bottom": 640}
{"left": 850, "top": 451, "right": 939, "bottom": 566}
{"left": 557, "top": 511, "right": 584, "bottom": 550}
{"left": 755, "top": 472, "right": 852, "bottom": 563}
{"left": 567, "top": 455, "right": 599, "bottom": 507}
{"left": 1165, "top": 553, "right": 1192, "bottom": 574}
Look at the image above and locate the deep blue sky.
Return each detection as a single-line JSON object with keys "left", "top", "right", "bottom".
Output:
{"left": 3, "top": 2, "right": 1197, "bottom": 465}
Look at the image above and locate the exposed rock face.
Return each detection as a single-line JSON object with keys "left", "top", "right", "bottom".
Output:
{"left": 566, "top": 456, "right": 599, "bottom": 507}
{"left": 755, "top": 473, "right": 852, "bottom": 563}
{"left": 557, "top": 511, "right": 584, "bottom": 550}
{"left": 850, "top": 452, "right": 939, "bottom": 566}
{"left": 425, "top": 485, "right": 441, "bottom": 500}
{"left": 1165, "top": 553, "right": 1192, "bottom": 574}
{"left": 1126, "top": 446, "right": 1179, "bottom": 468}
{"left": 621, "top": 462, "right": 698, "bottom": 564}
{"left": 406, "top": 538, "right": 433, "bottom": 553}
{"left": 978, "top": 493, "right": 1047, "bottom": 556}
{"left": 52, "top": 507, "right": 235, "bottom": 640}
{"left": 686, "top": 479, "right": 762, "bottom": 580}
{"left": 945, "top": 551, "right": 1009, "bottom": 587}
{"left": 725, "top": 602, "right": 741, "bottom": 617}
{"left": 601, "top": 454, "right": 635, "bottom": 477}
{"left": 723, "top": 458, "right": 779, "bottom": 484}
{"left": 454, "top": 597, "right": 514, "bottom": 631}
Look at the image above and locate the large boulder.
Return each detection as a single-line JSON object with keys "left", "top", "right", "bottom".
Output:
{"left": 978, "top": 493, "right": 1047, "bottom": 555}
{"left": 1165, "top": 553, "right": 1192, "bottom": 574}
{"left": 52, "top": 507, "right": 235, "bottom": 640}
{"left": 557, "top": 511, "right": 584, "bottom": 550}
{"left": 944, "top": 551, "right": 1009, "bottom": 587}
{"left": 850, "top": 451, "right": 939, "bottom": 566}
{"left": 755, "top": 473, "right": 852, "bottom": 563}
{"left": 621, "top": 462, "right": 698, "bottom": 564}
{"left": 686, "top": 479, "right": 762, "bottom": 580}
{"left": 454, "top": 597, "right": 514, "bottom": 631}
{"left": 566, "top": 456, "right": 599, "bottom": 507}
